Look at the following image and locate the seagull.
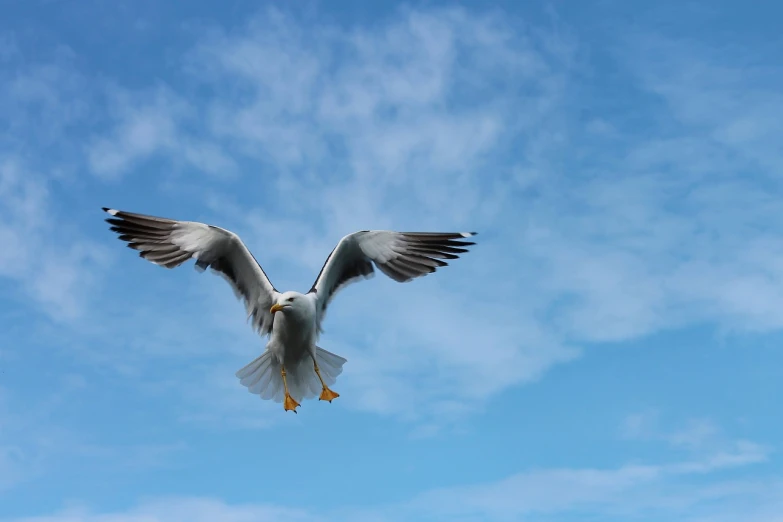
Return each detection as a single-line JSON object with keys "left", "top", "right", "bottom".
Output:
{"left": 101, "top": 207, "right": 477, "bottom": 412}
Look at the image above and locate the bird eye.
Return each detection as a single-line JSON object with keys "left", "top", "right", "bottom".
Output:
{"left": 287, "top": 297, "right": 294, "bottom": 302}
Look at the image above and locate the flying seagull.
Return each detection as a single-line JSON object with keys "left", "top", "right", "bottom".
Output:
{"left": 101, "top": 207, "right": 477, "bottom": 412}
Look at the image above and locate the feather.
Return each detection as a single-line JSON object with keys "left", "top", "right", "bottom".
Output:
{"left": 307, "top": 230, "right": 476, "bottom": 331}
{"left": 102, "top": 207, "right": 280, "bottom": 336}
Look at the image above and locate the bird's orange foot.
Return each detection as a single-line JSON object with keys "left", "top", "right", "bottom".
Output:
{"left": 319, "top": 387, "right": 340, "bottom": 402}
{"left": 283, "top": 393, "right": 300, "bottom": 413}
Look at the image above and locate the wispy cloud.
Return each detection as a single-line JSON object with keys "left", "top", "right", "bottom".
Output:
{"left": 3, "top": 498, "right": 316, "bottom": 522}
{"left": 0, "top": 374, "right": 186, "bottom": 493}
{"left": 400, "top": 415, "right": 771, "bottom": 521}
{"left": 668, "top": 418, "right": 721, "bottom": 450}
{"left": 2, "top": 2, "right": 783, "bottom": 521}
{"left": 3, "top": 425, "right": 771, "bottom": 522}
{"left": 621, "top": 412, "right": 768, "bottom": 462}
{"left": 48, "top": 4, "right": 783, "bottom": 430}
{"left": 87, "top": 86, "right": 236, "bottom": 180}
{"left": 73, "top": 6, "right": 583, "bottom": 426}
{"left": 408, "top": 447, "right": 768, "bottom": 521}
{"left": 0, "top": 159, "right": 108, "bottom": 322}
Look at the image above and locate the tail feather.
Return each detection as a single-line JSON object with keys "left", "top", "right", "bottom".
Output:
{"left": 315, "top": 347, "right": 347, "bottom": 386}
{"left": 236, "top": 351, "right": 284, "bottom": 402}
{"left": 236, "top": 354, "right": 269, "bottom": 388}
{"left": 235, "top": 347, "right": 347, "bottom": 403}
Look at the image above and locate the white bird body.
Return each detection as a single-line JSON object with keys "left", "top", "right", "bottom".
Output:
{"left": 268, "top": 292, "right": 318, "bottom": 363}
{"left": 102, "top": 207, "right": 476, "bottom": 412}
{"left": 234, "top": 291, "right": 345, "bottom": 409}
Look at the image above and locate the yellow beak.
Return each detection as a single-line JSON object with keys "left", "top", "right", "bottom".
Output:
{"left": 270, "top": 303, "right": 286, "bottom": 314}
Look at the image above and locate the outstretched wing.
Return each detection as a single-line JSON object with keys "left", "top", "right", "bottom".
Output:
{"left": 308, "top": 230, "right": 476, "bottom": 330}
{"left": 102, "top": 207, "right": 280, "bottom": 336}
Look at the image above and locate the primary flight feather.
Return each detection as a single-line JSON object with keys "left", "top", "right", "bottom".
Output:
{"left": 102, "top": 207, "right": 477, "bottom": 412}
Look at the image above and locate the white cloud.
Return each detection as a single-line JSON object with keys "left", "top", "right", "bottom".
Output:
{"left": 619, "top": 412, "right": 763, "bottom": 464}
{"left": 668, "top": 418, "right": 721, "bottom": 450}
{"left": 0, "top": 42, "right": 113, "bottom": 325}
{"left": 86, "top": 86, "right": 236, "bottom": 179}
{"left": 0, "top": 381, "right": 187, "bottom": 492}
{"left": 186, "top": 6, "right": 573, "bottom": 230}
{"left": 1, "top": 48, "right": 90, "bottom": 152}
{"left": 3, "top": 435, "right": 773, "bottom": 522}
{"left": 511, "top": 38, "right": 783, "bottom": 343}
{"left": 87, "top": 90, "right": 180, "bottom": 178}
{"left": 5, "top": 3, "right": 783, "bottom": 433}
{"left": 621, "top": 410, "right": 661, "bottom": 440}
{"left": 145, "top": 6, "right": 579, "bottom": 424}
{"left": 627, "top": 36, "right": 783, "bottom": 174}
{"left": 4, "top": 498, "right": 316, "bottom": 522}
{"left": 0, "top": 386, "right": 35, "bottom": 491}
{"left": 65, "top": 6, "right": 581, "bottom": 427}
{"left": 532, "top": 35, "right": 783, "bottom": 343}
{"left": 2, "top": 8, "right": 782, "bottom": 522}
{"left": 71, "top": 5, "right": 783, "bottom": 427}
{"left": 0, "top": 159, "right": 108, "bottom": 322}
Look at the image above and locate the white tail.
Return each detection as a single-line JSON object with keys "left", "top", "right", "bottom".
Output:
{"left": 235, "top": 347, "right": 347, "bottom": 403}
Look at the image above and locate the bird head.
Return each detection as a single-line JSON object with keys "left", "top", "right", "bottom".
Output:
{"left": 270, "top": 292, "right": 305, "bottom": 315}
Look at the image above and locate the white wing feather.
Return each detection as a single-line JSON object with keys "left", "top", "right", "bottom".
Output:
{"left": 308, "top": 230, "right": 476, "bottom": 331}
{"left": 103, "top": 208, "right": 280, "bottom": 336}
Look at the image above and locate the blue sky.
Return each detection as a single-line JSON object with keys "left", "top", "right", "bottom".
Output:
{"left": 1, "top": 0, "right": 782, "bottom": 520}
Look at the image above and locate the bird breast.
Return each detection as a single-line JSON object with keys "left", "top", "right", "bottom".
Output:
{"left": 271, "top": 310, "right": 315, "bottom": 345}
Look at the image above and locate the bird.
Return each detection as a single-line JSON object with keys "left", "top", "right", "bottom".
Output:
{"left": 101, "top": 207, "right": 477, "bottom": 412}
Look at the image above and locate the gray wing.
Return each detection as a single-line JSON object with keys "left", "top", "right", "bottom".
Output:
{"left": 308, "top": 230, "right": 476, "bottom": 331}
{"left": 102, "top": 207, "right": 280, "bottom": 336}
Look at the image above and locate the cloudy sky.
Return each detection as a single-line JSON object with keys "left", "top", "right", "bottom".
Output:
{"left": 1, "top": 0, "right": 782, "bottom": 520}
